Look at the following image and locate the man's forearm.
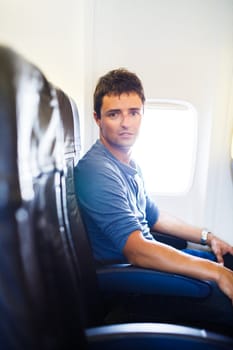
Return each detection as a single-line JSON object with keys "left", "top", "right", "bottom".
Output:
{"left": 152, "top": 210, "right": 204, "bottom": 244}
{"left": 124, "top": 231, "right": 219, "bottom": 281}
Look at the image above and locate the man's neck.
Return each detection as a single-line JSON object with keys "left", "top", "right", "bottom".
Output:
{"left": 99, "top": 137, "right": 132, "bottom": 165}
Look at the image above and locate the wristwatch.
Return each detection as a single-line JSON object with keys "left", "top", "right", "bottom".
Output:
{"left": 201, "top": 228, "right": 210, "bottom": 245}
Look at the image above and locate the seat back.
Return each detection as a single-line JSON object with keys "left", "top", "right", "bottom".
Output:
{"left": 0, "top": 45, "right": 88, "bottom": 349}
{"left": 56, "top": 88, "right": 104, "bottom": 326}
{"left": 0, "top": 45, "right": 43, "bottom": 350}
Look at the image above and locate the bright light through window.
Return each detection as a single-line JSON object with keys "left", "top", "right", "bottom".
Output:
{"left": 133, "top": 100, "right": 197, "bottom": 195}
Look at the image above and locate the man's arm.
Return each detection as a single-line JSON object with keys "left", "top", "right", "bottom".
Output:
{"left": 151, "top": 210, "right": 233, "bottom": 264}
{"left": 123, "top": 230, "right": 233, "bottom": 303}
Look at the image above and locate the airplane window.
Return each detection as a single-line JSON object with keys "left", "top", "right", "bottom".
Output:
{"left": 133, "top": 100, "right": 197, "bottom": 195}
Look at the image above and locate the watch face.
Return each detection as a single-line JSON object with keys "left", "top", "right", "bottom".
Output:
{"left": 201, "top": 229, "right": 209, "bottom": 245}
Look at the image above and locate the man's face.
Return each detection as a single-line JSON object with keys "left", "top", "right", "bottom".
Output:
{"left": 94, "top": 92, "right": 143, "bottom": 154}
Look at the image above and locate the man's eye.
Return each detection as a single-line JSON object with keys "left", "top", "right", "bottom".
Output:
{"left": 130, "top": 110, "right": 140, "bottom": 117}
{"left": 108, "top": 112, "right": 119, "bottom": 119}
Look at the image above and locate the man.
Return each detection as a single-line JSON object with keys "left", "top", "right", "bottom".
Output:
{"left": 74, "top": 68, "right": 233, "bottom": 303}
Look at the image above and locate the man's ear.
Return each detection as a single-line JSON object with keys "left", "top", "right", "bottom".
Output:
{"left": 94, "top": 111, "right": 100, "bottom": 126}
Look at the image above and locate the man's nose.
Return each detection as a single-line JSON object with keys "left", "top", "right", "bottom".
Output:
{"left": 120, "top": 113, "right": 131, "bottom": 127}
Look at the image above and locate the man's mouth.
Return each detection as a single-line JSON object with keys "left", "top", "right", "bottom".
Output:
{"left": 119, "top": 132, "right": 134, "bottom": 136}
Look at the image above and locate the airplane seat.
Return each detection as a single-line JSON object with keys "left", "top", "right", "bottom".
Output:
{"left": 58, "top": 91, "right": 208, "bottom": 321}
{"left": 0, "top": 45, "right": 45, "bottom": 350}
{"left": 0, "top": 45, "right": 88, "bottom": 349}
{"left": 56, "top": 88, "right": 105, "bottom": 327}
{"left": 54, "top": 89, "right": 233, "bottom": 342}
{"left": 60, "top": 77, "right": 233, "bottom": 335}
{"left": 23, "top": 72, "right": 89, "bottom": 348}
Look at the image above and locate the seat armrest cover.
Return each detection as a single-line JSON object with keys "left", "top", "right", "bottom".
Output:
{"left": 152, "top": 231, "right": 187, "bottom": 249}
{"left": 86, "top": 322, "right": 233, "bottom": 350}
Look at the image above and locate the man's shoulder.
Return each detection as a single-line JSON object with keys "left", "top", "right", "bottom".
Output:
{"left": 76, "top": 140, "right": 121, "bottom": 177}
{"left": 74, "top": 141, "right": 127, "bottom": 199}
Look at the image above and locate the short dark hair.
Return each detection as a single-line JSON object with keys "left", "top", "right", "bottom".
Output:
{"left": 93, "top": 68, "right": 145, "bottom": 118}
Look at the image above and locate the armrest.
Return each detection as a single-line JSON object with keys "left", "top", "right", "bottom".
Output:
{"left": 152, "top": 231, "right": 187, "bottom": 249}
{"left": 96, "top": 264, "right": 211, "bottom": 298}
{"left": 86, "top": 322, "right": 233, "bottom": 349}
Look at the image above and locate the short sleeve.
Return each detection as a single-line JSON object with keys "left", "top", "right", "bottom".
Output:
{"left": 145, "top": 194, "right": 159, "bottom": 228}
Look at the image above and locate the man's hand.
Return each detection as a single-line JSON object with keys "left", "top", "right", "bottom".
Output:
{"left": 216, "top": 264, "right": 233, "bottom": 304}
{"left": 208, "top": 233, "right": 233, "bottom": 265}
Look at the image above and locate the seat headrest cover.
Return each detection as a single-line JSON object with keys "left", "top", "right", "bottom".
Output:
{"left": 0, "top": 45, "right": 64, "bottom": 201}
{"left": 56, "top": 88, "right": 75, "bottom": 158}
{"left": 69, "top": 97, "right": 81, "bottom": 162}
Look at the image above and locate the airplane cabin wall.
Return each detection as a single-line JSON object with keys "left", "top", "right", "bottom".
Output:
{"left": 0, "top": 0, "right": 85, "bottom": 118}
{"left": 83, "top": 0, "right": 233, "bottom": 243}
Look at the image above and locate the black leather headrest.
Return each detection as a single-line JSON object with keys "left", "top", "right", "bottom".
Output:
{"left": 56, "top": 87, "right": 81, "bottom": 164}
{"left": 56, "top": 88, "right": 75, "bottom": 159}
{"left": 69, "top": 96, "right": 81, "bottom": 163}
{"left": 0, "top": 45, "right": 64, "bottom": 203}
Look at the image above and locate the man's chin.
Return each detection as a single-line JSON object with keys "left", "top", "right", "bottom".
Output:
{"left": 117, "top": 144, "right": 135, "bottom": 154}
{"left": 117, "top": 137, "right": 137, "bottom": 148}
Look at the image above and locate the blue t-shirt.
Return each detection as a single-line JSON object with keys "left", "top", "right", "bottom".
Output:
{"left": 74, "top": 140, "right": 159, "bottom": 263}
